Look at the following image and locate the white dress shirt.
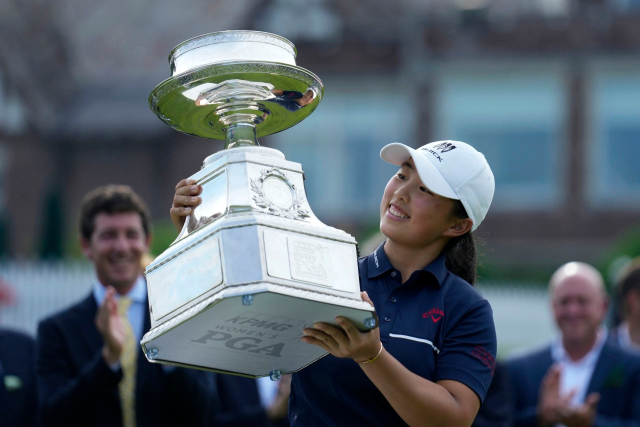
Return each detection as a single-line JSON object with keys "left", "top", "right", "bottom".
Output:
{"left": 551, "top": 327, "right": 607, "bottom": 407}
{"left": 256, "top": 376, "right": 280, "bottom": 408}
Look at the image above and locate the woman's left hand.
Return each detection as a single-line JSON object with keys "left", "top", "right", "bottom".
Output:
{"left": 301, "top": 291, "right": 381, "bottom": 363}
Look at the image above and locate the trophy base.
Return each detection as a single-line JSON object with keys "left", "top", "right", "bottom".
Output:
{"left": 141, "top": 283, "right": 374, "bottom": 377}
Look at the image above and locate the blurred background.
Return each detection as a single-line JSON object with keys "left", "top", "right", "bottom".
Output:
{"left": 0, "top": 0, "right": 639, "bottom": 357}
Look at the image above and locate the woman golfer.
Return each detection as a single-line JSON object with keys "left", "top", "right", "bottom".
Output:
{"left": 171, "top": 140, "right": 496, "bottom": 427}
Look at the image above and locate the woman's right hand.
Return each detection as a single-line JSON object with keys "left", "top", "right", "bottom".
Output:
{"left": 170, "top": 179, "right": 202, "bottom": 232}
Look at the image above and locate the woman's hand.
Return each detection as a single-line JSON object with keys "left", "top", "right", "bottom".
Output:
{"left": 170, "top": 179, "right": 202, "bottom": 232}
{"left": 301, "top": 291, "right": 381, "bottom": 363}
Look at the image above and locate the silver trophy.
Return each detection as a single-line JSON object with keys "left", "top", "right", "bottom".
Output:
{"left": 141, "top": 31, "right": 375, "bottom": 379}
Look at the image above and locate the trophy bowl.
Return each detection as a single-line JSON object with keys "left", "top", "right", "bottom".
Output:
{"left": 141, "top": 31, "right": 375, "bottom": 379}
{"left": 150, "top": 30, "right": 323, "bottom": 144}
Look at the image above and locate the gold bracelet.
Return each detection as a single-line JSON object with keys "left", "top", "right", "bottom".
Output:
{"left": 357, "top": 343, "right": 384, "bottom": 365}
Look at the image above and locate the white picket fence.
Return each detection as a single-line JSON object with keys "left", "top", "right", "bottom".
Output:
{"left": 0, "top": 262, "right": 556, "bottom": 358}
{"left": 0, "top": 262, "right": 95, "bottom": 335}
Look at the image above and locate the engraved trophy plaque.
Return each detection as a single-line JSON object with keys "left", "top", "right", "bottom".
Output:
{"left": 141, "top": 31, "right": 376, "bottom": 379}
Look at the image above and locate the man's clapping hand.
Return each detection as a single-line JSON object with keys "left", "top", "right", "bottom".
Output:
{"left": 537, "top": 364, "right": 599, "bottom": 427}
{"left": 559, "top": 393, "right": 600, "bottom": 427}
{"left": 95, "top": 287, "right": 126, "bottom": 366}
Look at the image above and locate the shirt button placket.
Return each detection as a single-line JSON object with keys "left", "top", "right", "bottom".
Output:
{"left": 381, "top": 271, "right": 400, "bottom": 337}
{"left": 382, "top": 302, "right": 398, "bottom": 335}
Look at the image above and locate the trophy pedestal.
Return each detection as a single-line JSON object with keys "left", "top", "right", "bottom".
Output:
{"left": 141, "top": 147, "right": 375, "bottom": 377}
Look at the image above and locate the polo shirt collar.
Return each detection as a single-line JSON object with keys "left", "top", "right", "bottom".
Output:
{"left": 368, "top": 242, "right": 394, "bottom": 278}
{"left": 367, "top": 242, "right": 448, "bottom": 287}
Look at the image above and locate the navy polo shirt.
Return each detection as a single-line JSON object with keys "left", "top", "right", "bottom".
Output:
{"left": 289, "top": 243, "right": 497, "bottom": 427}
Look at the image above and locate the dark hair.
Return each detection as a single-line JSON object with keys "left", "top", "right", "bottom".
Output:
{"left": 619, "top": 266, "right": 640, "bottom": 316}
{"left": 443, "top": 200, "right": 477, "bottom": 285}
{"left": 78, "top": 185, "right": 152, "bottom": 240}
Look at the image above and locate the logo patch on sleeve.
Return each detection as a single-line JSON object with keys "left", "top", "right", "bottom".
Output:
{"left": 471, "top": 346, "right": 495, "bottom": 375}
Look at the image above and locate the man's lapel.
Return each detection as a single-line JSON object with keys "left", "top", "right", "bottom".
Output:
{"left": 587, "top": 340, "right": 622, "bottom": 394}
{"left": 77, "top": 293, "right": 104, "bottom": 357}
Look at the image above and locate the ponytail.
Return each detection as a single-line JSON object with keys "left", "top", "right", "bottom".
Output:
{"left": 444, "top": 200, "right": 478, "bottom": 285}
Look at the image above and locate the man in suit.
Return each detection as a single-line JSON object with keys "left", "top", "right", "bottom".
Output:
{"left": 1, "top": 278, "right": 39, "bottom": 427}
{"left": 471, "top": 362, "right": 513, "bottom": 427}
{"left": 0, "top": 328, "right": 39, "bottom": 427}
{"left": 507, "top": 262, "right": 640, "bottom": 427}
{"left": 612, "top": 262, "right": 640, "bottom": 351}
{"left": 214, "top": 374, "right": 290, "bottom": 427}
{"left": 36, "top": 185, "right": 218, "bottom": 427}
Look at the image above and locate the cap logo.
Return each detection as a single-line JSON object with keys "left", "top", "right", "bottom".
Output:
{"left": 433, "top": 142, "right": 457, "bottom": 153}
{"left": 419, "top": 147, "right": 444, "bottom": 162}
{"left": 419, "top": 142, "right": 457, "bottom": 162}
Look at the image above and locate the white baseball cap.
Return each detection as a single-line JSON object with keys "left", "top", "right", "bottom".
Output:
{"left": 380, "top": 140, "right": 495, "bottom": 232}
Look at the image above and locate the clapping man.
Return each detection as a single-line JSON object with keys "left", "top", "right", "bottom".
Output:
{"left": 507, "top": 262, "right": 640, "bottom": 427}
{"left": 36, "top": 185, "right": 218, "bottom": 427}
{"left": 0, "top": 280, "right": 39, "bottom": 427}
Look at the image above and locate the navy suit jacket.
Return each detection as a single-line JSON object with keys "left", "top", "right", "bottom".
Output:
{"left": 214, "top": 375, "right": 288, "bottom": 427}
{"left": 471, "top": 362, "right": 513, "bottom": 427}
{"left": 36, "top": 293, "right": 219, "bottom": 427}
{"left": 507, "top": 340, "right": 640, "bottom": 427}
{"left": 0, "top": 329, "right": 39, "bottom": 427}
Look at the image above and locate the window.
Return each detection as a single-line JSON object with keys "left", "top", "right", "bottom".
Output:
{"left": 434, "top": 62, "right": 567, "bottom": 210}
{"left": 587, "top": 62, "right": 640, "bottom": 208}
{"left": 613, "top": 0, "right": 640, "bottom": 12}
{"left": 0, "top": 69, "right": 27, "bottom": 135}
